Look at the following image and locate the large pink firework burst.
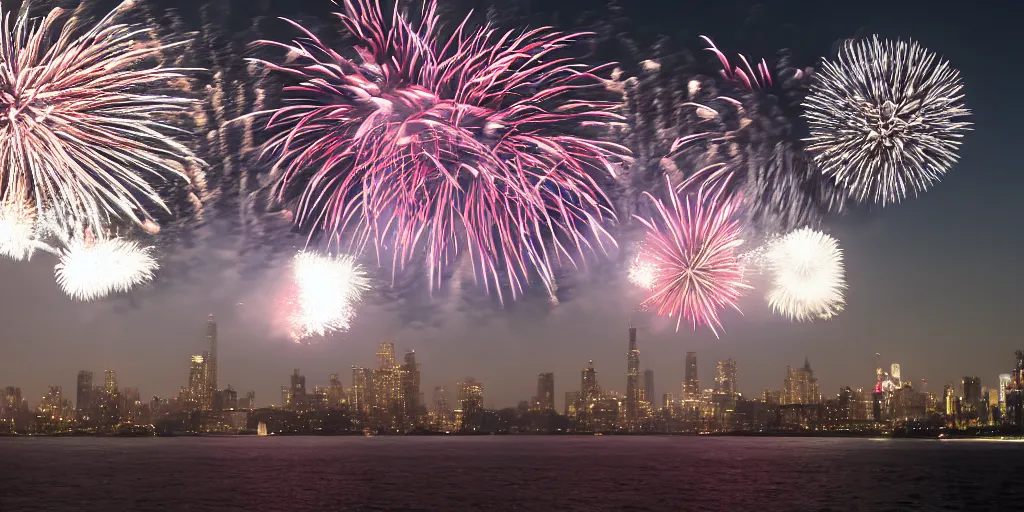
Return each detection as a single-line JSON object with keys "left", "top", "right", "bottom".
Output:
{"left": 251, "top": 0, "right": 629, "bottom": 303}
{"left": 634, "top": 165, "right": 749, "bottom": 337}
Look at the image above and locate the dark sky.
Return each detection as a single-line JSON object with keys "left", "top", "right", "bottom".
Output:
{"left": 2, "top": 0, "right": 1022, "bottom": 410}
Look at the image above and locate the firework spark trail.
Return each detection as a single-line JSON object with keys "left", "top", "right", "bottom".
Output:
{"left": 633, "top": 166, "right": 749, "bottom": 337}
{"left": 249, "top": 0, "right": 630, "bottom": 304}
{"left": 737, "top": 232, "right": 779, "bottom": 277}
{"left": 0, "top": 0, "right": 201, "bottom": 237}
{"left": 802, "top": 36, "right": 971, "bottom": 204}
{"left": 0, "top": 199, "right": 39, "bottom": 260}
{"left": 287, "top": 251, "right": 369, "bottom": 341}
{"left": 663, "top": 37, "right": 844, "bottom": 235}
{"left": 54, "top": 231, "right": 158, "bottom": 301}
{"left": 765, "top": 227, "right": 846, "bottom": 321}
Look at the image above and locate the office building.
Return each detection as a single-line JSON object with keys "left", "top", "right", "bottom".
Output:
{"left": 783, "top": 359, "right": 820, "bottom": 405}
{"left": 683, "top": 352, "right": 699, "bottom": 401}
{"left": 625, "top": 327, "right": 641, "bottom": 429}
{"left": 643, "top": 370, "right": 655, "bottom": 409}
{"left": 188, "top": 355, "right": 206, "bottom": 409}
{"left": 103, "top": 370, "right": 117, "bottom": 395}
{"left": 716, "top": 359, "right": 737, "bottom": 395}
{"left": 205, "top": 315, "right": 218, "bottom": 407}
{"left": 564, "top": 391, "right": 580, "bottom": 419}
{"left": 76, "top": 371, "right": 93, "bottom": 421}
{"left": 402, "top": 351, "right": 421, "bottom": 425}
{"left": 581, "top": 361, "right": 599, "bottom": 403}
{"left": 328, "top": 374, "right": 345, "bottom": 408}
{"left": 962, "top": 376, "right": 982, "bottom": 414}
{"left": 350, "top": 366, "right": 372, "bottom": 416}
{"left": 536, "top": 373, "right": 555, "bottom": 411}
{"left": 290, "top": 369, "right": 307, "bottom": 409}
{"left": 372, "top": 342, "right": 405, "bottom": 431}
{"left": 458, "top": 378, "right": 484, "bottom": 414}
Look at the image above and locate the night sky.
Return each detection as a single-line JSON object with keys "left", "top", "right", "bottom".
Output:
{"left": 2, "top": 0, "right": 1021, "bottom": 411}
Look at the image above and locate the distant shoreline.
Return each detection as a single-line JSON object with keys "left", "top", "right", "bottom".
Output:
{"left": 3, "top": 431, "right": 1022, "bottom": 440}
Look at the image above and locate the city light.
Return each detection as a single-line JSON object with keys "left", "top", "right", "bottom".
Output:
{"left": 4, "top": 320, "right": 1022, "bottom": 437}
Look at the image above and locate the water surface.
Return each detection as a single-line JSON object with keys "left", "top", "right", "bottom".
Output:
{"left": 1, "top": 436, "right": 1019, "bottom": 511}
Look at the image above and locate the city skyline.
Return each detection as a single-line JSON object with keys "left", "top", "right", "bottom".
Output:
{"left": 0, "top": 0, "right": 1021, "bottom": 419}
{"left": 3, "top": 314, "right": 1018, "bottom": 414}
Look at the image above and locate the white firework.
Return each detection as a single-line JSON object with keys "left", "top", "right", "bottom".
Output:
{"left": 55, "top": 234, "right": 158, "bottom": 301}
{"left": 627, "top": 256, "right": 656, "bottom": 291}
{"left": 289, "top": 252, "right": 370, "bottom": 340}
{"left": 737, "top": 233, "right": 780, "bottom": 278}
{"left": 0, "top": 200, "right": 38, "bottom": 260}
{"left": 803, "top": 36, "right": 971, "bottom": 204}
{"left": 765, "top": 227, "right": 846, "bottom": 321}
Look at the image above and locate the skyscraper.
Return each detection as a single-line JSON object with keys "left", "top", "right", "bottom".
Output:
{"left": 103, "top": 370, "right": 117, "bottom": 394}
{"left": 205, "top": 315, "right": 218, "bottom": 404}
{"left": 716, "top": 359, "right": 738, "bottom": 395}
{"left": 564, "top": 391, "right": 580, "bottom": 418}
{"left": 1017, "top": 350, "right": 1024, "bottom": 379}
{"left": 402, "top": 351, "right": 421, "bottom": 426}
{"left": 962, "top": 376, "right": 982, "bottom": 414}
{"left": 536, "top": 373, "right": 555, "bottom": 411}
{"left": 188, "top": 355, "right": 206, "bottom": 409}
{"left": 643, "top": 369, "right": 655, "bottom": 408}
{"left": 76, "top": 370, "right": 93, "bottom": 420}
{"left": 625, "top": 327, "right": 640, "bottom": 429}
{"left": 372, "top": 342, "right": 405, "bottom": 431}
{"left": 891, "top": 363, "right": 902, "bottom": 388}
{"left": 328, "top": 374, "right": 345, "bottom": 408}
{"left": 683, "top": 352, "right": 699, "bottom": 401}
{"left": 458, "top": 378, "right": 484, "bottom": 414}
{"left": 290, "top": 369, "right": 307, "bottom": 409}
{"left": 241, "top": 391, "right": 256, "bottom": 410}
{"left": 350, "top": 366, "right": 372, "bottom": 415}
{"left": 783, "top": 359, "right": 820, "bottom": 405}
{"left": 999, "top": 373, "right": 1011, "bottom": 411}
{"left": 581, "top": 360, "right": 599, "bottom": 403}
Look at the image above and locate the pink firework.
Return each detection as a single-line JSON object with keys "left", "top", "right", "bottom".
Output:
{"left": 700, "top": 35, "right": 773, "bottom": 91}
{"left": 634, "top": 166, "right": 749, "bottom": 337}
{"left": 251, "top": 0, "right": 629, "bottom": 303}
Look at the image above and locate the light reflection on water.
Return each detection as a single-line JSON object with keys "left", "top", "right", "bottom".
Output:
{"left": 1, "top": 436, "right": 1021, "bottom": 511}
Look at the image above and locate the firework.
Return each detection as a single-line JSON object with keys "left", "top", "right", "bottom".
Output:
{"left": 250, "top": 0, "right": 629, "bottom": 304}
{"left": 664, "top": 37, "right": 843, "bottom": 234}
{"left": 54, "top": 233, "right": 158, "bottom": 301}
{"left": 287, "top": 251, "right": 369, "bottom": 341}
{"left": 0, "top": 200, "right": 37, "bottom": 260}
{"left": 634, "top": 167, "right": 749, "bottom": 337}
{"left": 627, "top": 255, "right": 656, "bottom": 291}
{"left": 0, "top": 0, "right": 199, "bottom": 236}
{"left": 802, "top": 36, "right": 971, "bottom": 204}
{"left": 765, "top": 227, "right": 845, "bottom": 321}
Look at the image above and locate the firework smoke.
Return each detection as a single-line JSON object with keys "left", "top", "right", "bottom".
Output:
{"left": 802, "top": 36, "right": 971, "bottom": 204}
{"left": 617, "top": 36, "right": 842, "bottom": 238}
{"left": 286, "top": 251, "right": 370, "bottom": 341}
{"left": 250, "top": 0, "right": 630, "bottom": 304}
{"left": 665, "top": 37, "right": 844, "bottom": 234}
{"left": 634, "top": 167, "right": 749, "bottom": 337}
{"left": 0, "top": 0, "right": 200, "bottom": 238}
{"left": 765, "top": 227, "right": 845, "bottom": 321}
{"left": 54, "top": 232, "right": 158, "bottom": 301}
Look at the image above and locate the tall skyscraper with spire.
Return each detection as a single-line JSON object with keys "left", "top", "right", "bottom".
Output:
{"left": 625, "top": 327, "right": 640, "bottom": 429}
{"left": 205, "top": 314, "right": 218, "bottom": 405}
{"left": 683, "top": 352, "right": 699, "bottom": 401}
